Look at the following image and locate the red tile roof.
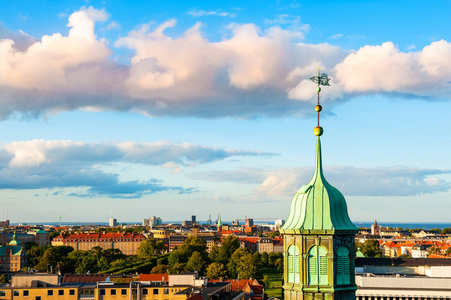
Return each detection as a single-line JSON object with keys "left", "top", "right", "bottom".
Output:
{"left": 138, "top": 274, "right": 169, "bottom": 282}
{"left": 62, "top": 274, "right": 108, "bottom": 283}
{"left": 208, "top": 279, "right": 254, "bottom": 291}
{"left": 186, "top": 293, "right": 207, "bottom": 300}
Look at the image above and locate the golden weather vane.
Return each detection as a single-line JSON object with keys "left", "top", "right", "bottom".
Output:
{"left": 309, "top": 67, "right": 330, "bottom": 136}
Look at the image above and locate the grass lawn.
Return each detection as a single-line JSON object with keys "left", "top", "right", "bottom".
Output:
{"left": 262, "top": 268, "right": 283, "bottom": 299}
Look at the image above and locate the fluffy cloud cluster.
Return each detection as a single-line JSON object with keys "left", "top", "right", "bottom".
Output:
{"left": 1, "top": 7, "right": 451, "bottom": 119}
{"left": 0, "top": 139, "right": 272, "bottom": 198}
{"left": 335, "top": 41, "right": 451, "bottom": 97}
{"left": 193, "top": 166, "right": 451, "bottom": 197}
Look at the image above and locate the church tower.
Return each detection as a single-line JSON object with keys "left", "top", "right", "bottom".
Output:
{"left": 280, "top": 71, "right": 359, "bottom": 300}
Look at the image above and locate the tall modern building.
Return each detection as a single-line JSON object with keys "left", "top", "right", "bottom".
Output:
{"left": 109, "top": 217, "right": 117, "bottom": 227}
{"left": 280, "top": 71, "right": 359, "bottom": 300}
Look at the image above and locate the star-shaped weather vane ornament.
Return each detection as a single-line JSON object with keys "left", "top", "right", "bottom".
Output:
{"left": 310, "top": 68, "right": 331, "bottom": 136}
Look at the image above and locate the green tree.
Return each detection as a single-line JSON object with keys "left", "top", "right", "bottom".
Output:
{"left": 25, "top": 241, "right": 37, "bottom": 251}
{"left": 157, "top": 257, "right": 168, "bottom": 266}
{"left": 168, "top": 237, "right": 207, "bottom": 267}
{"left": 274, "top": 258, "right": 283, "bottom": 272}
{"left": 268, "top": 252, "right": 278, "bottom": 267}
{"left": 262, "top": 275, "right": 270, "bottom": 287}
{"left": 261, "top": 252, "right": 269, "bottom": 267}
{"left": 208, "top": 243, "right": 220, "bottom": 262}
{"left": 217, "top": 235, "right": 240, "bottom": 263}
{"left": 361, "top": 240, "right": 382, "bottom": 257}
{"left": 227, "top": 248, "right": 250, "bottom": 279}
{"left": 151, "top": 264, "right": 168, "bottom": 274}
{"left": 97, "top": 256, "right": 110, "bottom": 271}
{"left": 168, "top": 249, "right": 184, "bottom": 266}
{"left": 252, "top": 252, "right": 262, "bottom": 267}
{"left": 0, "top": 275, "right": 8, "bottom": 284}
{"left": 103, "top": 248, "right": 125, "bottom": 262}
{"left": 67, "top": 250, "right": 98, "bottom": 273}
{"left": 110, "top": 259, "right": 127, "bottom": 269}
{"left": 27, "top": 245, "right": 51, "bottom": 268}
{"left": 35, "top": 247, "right": 62, "bottom": 272}
{"left": 399, "top": 254, "right": 411, "bottom": 258}
{"left": 169, "top": 263, "right": 185, "bottom": 274}
{"left": 206, "top": 262, "right": 227, "bottom": 279}
{"left": 138, "top": 239, "right": 165, "bottom": 259}
{"left": 238, "top": 253, "right": 261, "bottom": 279}
{"left": 185, "top": 251, "right": 206, "bottom": 274}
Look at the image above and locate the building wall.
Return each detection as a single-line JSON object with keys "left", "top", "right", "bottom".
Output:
{"left": 12, "top": 274, "right": 59, "bottom": 287}
{"left": 0, "top": 247, "right": 27, "bottom": 272}
{"left": 52, "top": 234, "right": 145, "bottom": 255}
{"left": 0, "top": 285, "right": 189, "bottom": 300}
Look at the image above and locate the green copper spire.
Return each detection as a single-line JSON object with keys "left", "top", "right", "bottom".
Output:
{"left": 280, "top": 69, "right": 357, "bottom": 234}
{"left": 217, "top": 213, "right": 222, "bottom": 227}
{"left": 9, "top": 231, "right": 19, "bottom": 246}
{"left": 280, "top": 136, "right": 358, "bottom": 233}
{"left": 281, "top": 70, "right": 357, "bottom": 300}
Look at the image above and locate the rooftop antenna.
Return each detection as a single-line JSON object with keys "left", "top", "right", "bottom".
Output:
{"left": 310, "top": 66, "right": 330, "bottom": 136}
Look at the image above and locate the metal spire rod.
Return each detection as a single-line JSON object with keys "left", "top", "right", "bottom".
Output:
{"left": 310, "top": 68, "right": 330, "bottom": 136}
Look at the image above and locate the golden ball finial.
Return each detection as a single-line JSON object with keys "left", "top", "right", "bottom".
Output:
{"left": 314, "top": 126, "right": 323, "bottom": 136}
{"left": 315, "top": 105, "right": 322, "bottom": 112}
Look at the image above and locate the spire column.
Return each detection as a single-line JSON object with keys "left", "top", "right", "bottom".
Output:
{"left": 280, "top": 70, "right": 358, "bottom": 300}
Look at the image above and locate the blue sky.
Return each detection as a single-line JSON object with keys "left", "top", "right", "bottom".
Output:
{"left": 0, "top": 0, "right": 451, "bottom": 224}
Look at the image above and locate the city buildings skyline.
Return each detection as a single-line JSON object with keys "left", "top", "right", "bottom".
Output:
{"left": 0, "top": 1, "right": 450, "bottom": 223}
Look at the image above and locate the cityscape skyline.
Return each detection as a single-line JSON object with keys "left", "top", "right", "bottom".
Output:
{"left": 0, "top": 0, "right": 451, "bottom": 223}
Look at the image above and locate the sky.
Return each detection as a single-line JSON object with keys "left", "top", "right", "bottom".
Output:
{"left": 0, "top": 0, "right": 451, "bottom": 224}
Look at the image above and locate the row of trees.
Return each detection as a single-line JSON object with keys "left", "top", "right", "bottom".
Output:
{"left": 26, "top": 236, "right": 282, "bottom": 278}
{"left": 160, "top": 235, "right": 283, "bottom": 279}
{"left": 27, "top": 245, "right": 127, "bottom": 274}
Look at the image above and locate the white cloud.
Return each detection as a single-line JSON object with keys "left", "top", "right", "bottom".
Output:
{"left": 0, "top": 6, "right": 111, "bottom": 90}
{"left": 334, "top": 41, "right": 451, "bottom": 97}
{"left": 0, "top": 22, "right": 35, "bottom": 51}
{"left": 0, "top": 139, "right": 274, "bottom": 197}
{"left": 0, "top": 7, "right": 451, "bottom": 119}
{"left": 2, "top": 139, "right": 274, "bottom": 168}
{"left": 192, "top": 166, "right": 451, "bottom": 197}
{"left": 186, "top": 9, "right": 236, "bottom": 18}
{"left": 104, "top": 21, "right": 121, "bottom": 30}
{"left": 329, "top": 33, "right": 343, "bottom": 40}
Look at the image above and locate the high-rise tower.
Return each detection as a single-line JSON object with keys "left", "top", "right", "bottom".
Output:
{"left": 280, "top": 70, "right": 358, "bottom": 300}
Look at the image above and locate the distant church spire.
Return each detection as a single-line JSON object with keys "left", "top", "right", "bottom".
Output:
{"left": 217, "top": 213, "right": 222, "bottom": 227}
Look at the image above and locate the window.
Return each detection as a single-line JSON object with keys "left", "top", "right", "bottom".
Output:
{"left": 100, "top": 289, "right": 105, "bottom": 295}
{"left": 142, "top": 289, "right": 148, "bottom": 295}
{"left": 14, "top": 290, "right": 19, "bottom": 296}
{"left": 69, "top": 289, "right": 75, "bottom": 296}
{"left": 308, "top": 245, "right": 329, "bottom": 286}
{"left": 110, "top": 289, "right": 116, "bottom": 295}
{"left": 59, "top": 290, "right": 64, "bottom": 296}
{"left": 0, "top": 291, "right": 7, "bottom": 297}
{"left": 287, "top": 244, "right": 300, "bottom": 284}
{"left": 35, "top": 297, "right": 41, "bottom": 300}
{"left": 164, "top": 288, "right": 169, "bottom": 294}
{"left": 24, "top": 290, "right": 29, "bottom": 297}
{"left": 121, "top": 289, "right": 127, "bottom": 295}
{"left": 336, "top": 246, "right": 351, "bottom": 285}
{"left": 48, "top": 290, "right": 54, "bottom": 296}
{"left": 153, "top": 289, "right": 159, "bottom": 295}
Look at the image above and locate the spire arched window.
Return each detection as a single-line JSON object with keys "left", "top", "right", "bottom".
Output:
{"left": 336, "top": 246, "right": 351, "bottom": 285}
{"left": 308, "top": 245, "right": 328, "bottom": 285}
{"left": 287, "top": 244, "right": 300, "bottom": 283}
